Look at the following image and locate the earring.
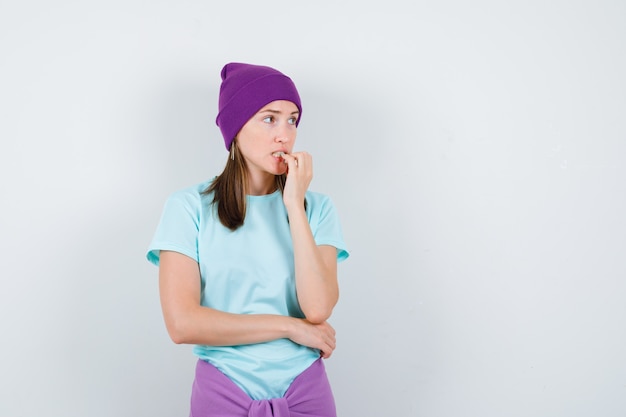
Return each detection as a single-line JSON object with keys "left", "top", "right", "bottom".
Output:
{"left": 230, "top": 143, "right": 235, "bottom": 160}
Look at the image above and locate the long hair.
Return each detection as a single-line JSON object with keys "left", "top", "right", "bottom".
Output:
{"left": 203, "top": 141, "right": 288, "bottom": 231}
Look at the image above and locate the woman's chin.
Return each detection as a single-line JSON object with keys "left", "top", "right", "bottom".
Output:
{"left": 271, "top": 165, "right": 288, "bottom": 176}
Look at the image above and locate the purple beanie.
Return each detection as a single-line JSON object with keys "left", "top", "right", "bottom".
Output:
{"left": 216, "top": 62, "right": 303, "bottom": 151}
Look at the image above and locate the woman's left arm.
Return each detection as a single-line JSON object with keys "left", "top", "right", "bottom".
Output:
{"left": 282, "top": 151, "right": 339, "bottom": 324}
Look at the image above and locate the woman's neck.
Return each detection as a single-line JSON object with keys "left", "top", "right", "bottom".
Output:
{"left": 247, "top": 172, "right": 277, "bottom": 195}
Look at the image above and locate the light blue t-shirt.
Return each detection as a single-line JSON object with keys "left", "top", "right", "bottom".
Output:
{"left": 147, "top": 180, "right": 349, "bottom": 399}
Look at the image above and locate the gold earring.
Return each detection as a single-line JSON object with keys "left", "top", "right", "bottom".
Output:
{"left": 230, "top": 143, "right": 235, "bottom": 160}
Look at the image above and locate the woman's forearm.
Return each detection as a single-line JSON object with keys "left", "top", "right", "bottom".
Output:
{"left": 286, "top": 204, "right": 339, "bottom": 324}
{"left": 165, "top": 305, "right": 296, "bottom": 346}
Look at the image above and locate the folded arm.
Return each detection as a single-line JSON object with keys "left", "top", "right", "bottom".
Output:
{"left": 158, "top": 250, "right": 337, "bottom": 357}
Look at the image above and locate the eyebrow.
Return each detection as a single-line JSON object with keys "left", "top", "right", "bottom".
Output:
{"left": 259, "top": 109, "right": 300, "bottom": 115}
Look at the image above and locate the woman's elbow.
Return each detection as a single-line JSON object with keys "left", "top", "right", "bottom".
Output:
{"left": 164, "top": 316, "right": 192, "bottom": 344}
{"left": 303, "top": 306, "right": 334, "bottom": 324}
{"left": 165, "top": 327, "right": 183, "bottom": 345}
{"left": 302, "top": 293, "right": 338, "bottom": 324}
{"left": 168, "top": 330, "right": 187, "bottom": 345}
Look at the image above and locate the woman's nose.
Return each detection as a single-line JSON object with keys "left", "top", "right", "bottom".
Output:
{"left": 275, "top": 130, "right": 292, "bottom": 143}
{"left": 275, "top": 122, "right": 295, "bottom": 143}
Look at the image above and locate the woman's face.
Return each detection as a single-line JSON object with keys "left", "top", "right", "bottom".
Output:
{"left": 236, "top": 100, "right": 299, "bottom": 178}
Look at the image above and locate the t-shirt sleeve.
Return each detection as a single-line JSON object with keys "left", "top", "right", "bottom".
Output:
{"left": 309, "top": 195, "right": 350, "bottom": 263}
{"left": 146, "top": 190, "right": 201, "bottom": 266}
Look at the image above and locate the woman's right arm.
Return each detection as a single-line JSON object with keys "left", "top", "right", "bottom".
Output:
{"left": 158, "top": 250, "right": 337, "bottom": 358}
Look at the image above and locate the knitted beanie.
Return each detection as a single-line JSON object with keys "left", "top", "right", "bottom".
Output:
{"left": 216, "top": 62, "right": 302, "bottom": 151}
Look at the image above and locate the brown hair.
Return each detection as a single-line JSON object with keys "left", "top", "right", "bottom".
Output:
{"left": 203, "top": 141, "right": 288, "bottom": 231}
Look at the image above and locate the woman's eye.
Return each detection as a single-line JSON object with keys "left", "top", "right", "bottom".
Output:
{"left": 263, "top": 116, "right": 274, "bottom": 123}
{"left": 288, "top": 117, "right": 297, "bottom": 125}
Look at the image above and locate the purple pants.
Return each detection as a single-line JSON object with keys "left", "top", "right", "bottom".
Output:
{"left": 189, "top": 358, "right": 337, "bottom": 417}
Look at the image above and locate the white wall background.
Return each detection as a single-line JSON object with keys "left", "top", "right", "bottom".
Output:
{"left": 1, "top": 1, "right": 625, "bottom": 416}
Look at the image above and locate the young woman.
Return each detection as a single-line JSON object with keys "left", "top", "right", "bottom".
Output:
{"left": 147, "top": 62, "right": 349, "bottom": 416}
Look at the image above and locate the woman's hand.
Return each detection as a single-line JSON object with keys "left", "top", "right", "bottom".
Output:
{"left": 289, "top": 319, "right": 337, "bottom": 359}
{"left": 281, "top": 151, "right": 312, "bottom": 209}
